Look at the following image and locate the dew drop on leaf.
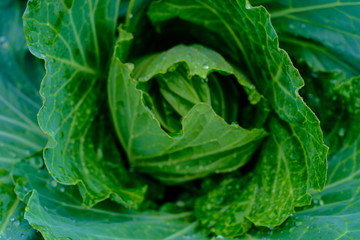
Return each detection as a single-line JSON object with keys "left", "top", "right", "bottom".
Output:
{"left": 50, "top": 180, "right": 58, "bottom": 187}
{"left": 338, "top": 128, "right": 345, "bottom": 137}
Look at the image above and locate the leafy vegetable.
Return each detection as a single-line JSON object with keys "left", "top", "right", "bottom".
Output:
{"left": 1, "top": 0, "right": 359, "bottom": 239}
{"left": 0, "top": 1, "right": 45, "bottom": 238}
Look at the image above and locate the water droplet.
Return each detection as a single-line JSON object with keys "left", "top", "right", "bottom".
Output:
{"left": 319, "top": 200, "right": 324, "bottom": 206}
{"left": 129, "top": 13, "right": 133, "bottom": 19}
{"left": 289, "top": 24, "right": 294, "bottom": 29}
{"left": 0, "top": 36, "right": 8, "bottom": 48}
{"left": 311, "top": 72, "right": 318, "bottom": 78}
{"left": 231, "top": 122, "right": 238, "bottom": 126}
{"left": 10, "top": 217, "right": 15, "bottom": 222}
{"left": 176, "top": 201, "right": 185, "bottom": 207}
{"left": 301, "top": 23, "right": 306, "bottom": 28}
{"left": 201, "top": 78, "right": 208, "bottom": 83}
{"left": 245, "top": 1, "right": 252, "bottom": 9}
{"left": 13, "top": 220, "right": 20, "bottom": 226}
{"left": 295, "top": 221, "right": 303, "bottom": 226}
{"left": 60, "top": 187, "right": 65, "bottom": 192}
{"left": 50, "top": 180, "right": 58, "bottom": 187}
{"left": 203, "top": 65, "right": 209, "bottom": 70}
{"left": 338, "top": 128, "right": 345, "bottom": 137}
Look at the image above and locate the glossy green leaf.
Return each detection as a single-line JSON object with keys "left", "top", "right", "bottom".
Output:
{"left": 23, "top": 0, "right": 146, "bottom": 208}
{"left": 242, "top": 2, "right": 360, "bottom": 232}
{"left": 195, "top": 114, "right": 318, "bottom": 236}
{"left": 147, "top": 0, "right": 327, "bottom": 235}
{"left": 109, "top": 39, "right": 267, "bottom": 183}
{"left": 149, "top": 0, "right": 327, "bottom": 190}
{"left": 12, "top": 160, "right": 209, "bottom": 240}
{"left": 245, "top": 77, "right": 360, "bottom": 240}
{"left": 0, "top": 0, "right": 46, "bottom": 238}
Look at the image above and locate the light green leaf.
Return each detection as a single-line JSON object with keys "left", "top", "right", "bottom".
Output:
{"left": 23, "top": 0, "right": 147, "bottom": 208}
{"left": 147, "top": 0, "right": 327, "bottom": 234}
{"left": 12, "top": 160, "right": 209, "bottom": 240}
{"left": 254, "top": 0, "right": 360, "bottom": 77}
{"left": 109, "top": 38, "right": 267, "bottom": 183}
{"left": 0, "top": 0, "right": 46, "bottom": 239}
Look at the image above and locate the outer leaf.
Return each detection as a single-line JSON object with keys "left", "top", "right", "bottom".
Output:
{"left": 253, "top": 0, "right": 360, "bottom": 77}
{"left": 0, "top": 0, "right": 46, "bottom": 238}
{"left": 109, "top": 38, "right": 267, "bottom": 182}
{"left": 147, "top": 0, "right": 327, "bottom": 234}
{"left": 245, "top": 77, "right": 360, "bottom": 239}
{"left": 12, "top": 160, "right": 210, "bottom": 240}
{"left": 241, "top": 3, "right": 360, "bottom": 237}
{"left": 255, "top": 0, "right": 360, "bottom": 155}
{"left": 23, "top": 0, "right": 146, "bottom": 208}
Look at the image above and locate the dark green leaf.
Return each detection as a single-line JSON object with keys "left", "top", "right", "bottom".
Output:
{"left": 23, "top": 0, "right": 146, "bottom": 208}
{"left": 12, "top": 160, "right": 209, "bottom": 240}
{"left": 0, "top": 0, "right": 45, "bottom": 238}
{"left": 147, "top": 0, "right": 327, "bottom": 235}
{"left": 246, "top": 77, "right": 360, "bottom": 239}
{"left": 254, "top": 0, "right": 360, "bottom": 77}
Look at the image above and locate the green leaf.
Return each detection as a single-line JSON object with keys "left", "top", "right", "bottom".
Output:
{"left": 23, "top": 0, "right": 146, "bottom": 208}
{"left": 0, "top": 0, "right": 46, "bottom": 170}
{"left": 195, "top": 115, "right": 318, "bottom": 236}
{"left": 147, "top": 0, "right": 327, "bottom": 235}
{"left": 254, "top": 0, "right": 360, "bottom": 77}
{"left": 0, "top": 0, "right": 46, "bottom": 238}
{"left": 245, "top": 77, "right": 360, "bottom": 239}
{"left": 149, "top": 0, "right": 327, "bottom": 191}
{"left": 109, "top": 38, "right": 267, "bottom": 183}
{"left": 12, "top": 160, "right": 210, "bottom": 240}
